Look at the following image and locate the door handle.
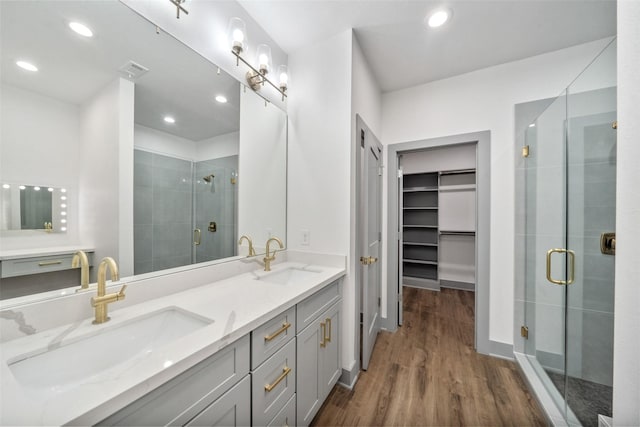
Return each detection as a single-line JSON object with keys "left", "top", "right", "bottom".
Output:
{"left": 325, "top": 318, "right": 332, "bottom": 343}
{"left": 360, "top": 256, "right": 378, "bottom": 265}
{"left": 546, "top": 248, "right": 575, "bottom": 285}
{"left": 320, "top": 322, "right": 326, "bottom": 347}
{"left": 194, "top": 228, "right": 201, "bottom": 246}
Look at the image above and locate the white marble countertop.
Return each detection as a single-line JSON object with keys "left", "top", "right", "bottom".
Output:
{"left": 0, "top": 246, "right": 95, "bottom": 260}
{"left": 0, "top": 261, "right": 345, "bottom": 426}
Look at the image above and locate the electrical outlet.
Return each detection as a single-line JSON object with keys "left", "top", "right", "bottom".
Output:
{"left": 301, "top": 229, "right": 310, "bottom": 246}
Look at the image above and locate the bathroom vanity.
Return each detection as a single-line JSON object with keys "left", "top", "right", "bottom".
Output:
{"left": 0, "top": 254, "right": 345, "bottom": 426}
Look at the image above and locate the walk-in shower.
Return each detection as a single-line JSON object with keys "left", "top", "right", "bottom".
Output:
{"left": 515, "top": 38, "right": 617, "bottom": 427}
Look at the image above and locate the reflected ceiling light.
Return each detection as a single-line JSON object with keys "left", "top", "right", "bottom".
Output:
{"left": 61, "top": 227, "right": 67, "bottom": 231}
{"left": 426, "top": 9, "right": 451, "bottom": 28}
{"left": 227, "top": 17, "right": 289, "bottom": 101}
{"left": 48, "top": 187, "right": 54, "bottom": 192}
{"left": 2, "top": 184, "right": 10, "bottom": 189}
{"left": 16, "top": 60, "right": 38, "bottom": 72}
{"left": 61, "top": 204, "right": 67, "bottom": 208}
{"left": 61, "top": 211, "right": 67, "bottom": 216}
{"left": 61, "top": 188, "right": 67, "bottom": 193}
{"left": 61, "top": 219, "right": 67, "bottom": 224}
{"left": 19, "top": 185, "right": 26, "bottom": 190}
{"left": 34, "top": 186, "right": 41, "bottom": 191}
{"left": 529, "top": 123, "right": 536, "bottom": 128}
{"left": 61, "top": 196, "right": 67, "bottom": 200}
{"left": 164, "top": 116, "right": 176, "bottom": 124}
{"left": 69, "top": 22, "right": 93, "bottom": 37}
{"left": 215, "top": 95, "right": 227, "bottom": 103}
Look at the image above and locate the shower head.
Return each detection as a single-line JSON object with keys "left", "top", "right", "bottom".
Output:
{"left": 203, "top": 174, "right": 215, "bottom": 183}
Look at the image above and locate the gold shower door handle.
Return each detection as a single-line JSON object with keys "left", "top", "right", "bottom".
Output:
{"left": 194, "top": 229, "right": 201, "bottom": 245}
{"left": 546, "top": 248, "right": 575, "bottom": 285}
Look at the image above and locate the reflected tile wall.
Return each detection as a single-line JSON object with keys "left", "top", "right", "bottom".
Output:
{"left": 134, "top": 149, "right": 193, "bottom": 274}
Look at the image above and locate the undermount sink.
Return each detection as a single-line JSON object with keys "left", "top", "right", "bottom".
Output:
{"left": 8, "top": 307, "right": 212, "bottom": 390}
{"left": 256, "top": 267, "right": 322, "bottom": 285}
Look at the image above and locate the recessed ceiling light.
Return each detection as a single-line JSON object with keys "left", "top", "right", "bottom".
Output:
{"left": 2, "top": 184, "right": 10, "bottom": 189}
{"left": 426, "top": 9, "right": 451, "bottom": 28}
{"left": 69, "top": 22, "right": 93, "bottom": 37}
{"left": 215, "top": 95, "right": 228, "bottom": 104}
{"left": 16, "top": 60, "right": 38, "bottom": 72}
{"left": 164, "top": 116, "right": 176, "bottom": 124}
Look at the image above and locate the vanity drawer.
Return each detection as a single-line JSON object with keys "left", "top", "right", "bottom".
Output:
{"left": 252, "top": 338, "right": 296, "bottom": 427}
{"left": 185, "top": 375, "right": 250, "bottom": 427}
{"left": 99, "top": 335, "right": 250, "bottom": 426}
{"left": 266, "top": 393, "right": 296, "bottom": 427}
{"left": 296, "top": 280, "right": 340, "bottom": 333}
{"left": 1, "top": 252, "right": 94, "bottom": 278}
{"left": 251, "top": 306, "right": 296, "bottom": 369}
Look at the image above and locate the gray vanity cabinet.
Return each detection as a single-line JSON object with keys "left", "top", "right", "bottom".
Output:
{"left": 98, "top": 335, "right": 250, "bottom": 427}
{"left": 296, "top": 300, "right": 341, "bottom": 427}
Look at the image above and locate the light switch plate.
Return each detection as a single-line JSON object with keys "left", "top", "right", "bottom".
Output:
{"left": 301, "top": 229, "right": 310, "bottom": 246}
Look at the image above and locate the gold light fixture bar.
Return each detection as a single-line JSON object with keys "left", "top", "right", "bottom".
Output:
{"left": 232, "top": 50, "right": 287, "bottom": 100}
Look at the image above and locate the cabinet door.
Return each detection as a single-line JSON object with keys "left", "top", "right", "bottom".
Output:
{"left": 185, "top": 375, "right": 250, "bottom": 427}
{"left": 320, "top": 302, "right": 341, "bottom": 400}
{"left": 296, "top": 321, "right": 322, "bottom": 427}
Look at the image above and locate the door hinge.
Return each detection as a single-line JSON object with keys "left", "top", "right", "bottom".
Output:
{"left": 612, "top": 121, "right": 618, "bottom": 130}
{"left": 521, "top": 326, "right": 529, "bottom": 339}
{"left": 378, "top": 166, "right": 383, "bottom": 176}
{"left": 360, "top": 129, "right": 365, "bottom": 148}
{"left": 522, "top": 145, "right": 530, "bottom": 158}
{"left": 378, "top": 297, "right": 381, "bottom": 307}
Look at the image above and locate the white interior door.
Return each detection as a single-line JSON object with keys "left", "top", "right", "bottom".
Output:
{"left": 359, "top": 119, "right": 382, "bottom": 371}
{"left": 397, "top": 164, "right": 404, "bottom": 326}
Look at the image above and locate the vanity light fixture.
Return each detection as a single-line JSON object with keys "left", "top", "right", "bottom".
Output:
{"left": 228, "top": 17, "right": 289, "bottom": 101}
{"left": 164, "top": 116, "right": 176, "bottom": 124}
{"left": 16, "top": 60, "right": 38, "bottom": 72}
{"left": 69, "top": 22, "right": 93, "bottom": 37}
{"left": 169, "top": 0, "right": 188, "bottom": 19}
{"left": 215, "top": 95, "right": 228, "bottom": 103}
{"left": 426, "top": 8, "right": 451, "bottom": 28}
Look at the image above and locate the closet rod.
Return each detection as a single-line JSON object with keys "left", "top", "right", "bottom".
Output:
{"left": 439, "top": 169, "right": 476, "bottom": 176}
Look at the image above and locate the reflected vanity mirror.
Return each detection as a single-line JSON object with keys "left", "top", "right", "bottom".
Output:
{"left": 0, "top": 1, "right": 287, "bottom": 302}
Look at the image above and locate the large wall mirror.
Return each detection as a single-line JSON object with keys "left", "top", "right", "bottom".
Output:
{"left": 0, "top": 1, "right": 287, "bottom": 302}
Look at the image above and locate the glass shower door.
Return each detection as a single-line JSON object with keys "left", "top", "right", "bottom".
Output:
{"left": 523, "top": 39, "right": 616, "bottom": 427}
{"left": 564, "top": 39, "right": 616, "bottom": 427}
{"left": 523, "top": 89, "right": 570, "bottom": 413}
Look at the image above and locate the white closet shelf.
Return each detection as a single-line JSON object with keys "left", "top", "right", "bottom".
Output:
{"left": 403, "top": 242, "right": 438, "bottom": 247}
{"left": 403, "top": 225, "right": 438, "bottom": 229}
{"left": 439, "top": 184, "right": 476, "bottom": 192}
{"left": 440, "top": 230, "right": 475, "bottom": 236}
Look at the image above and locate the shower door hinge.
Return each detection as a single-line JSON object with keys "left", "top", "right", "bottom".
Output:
{"left": 522, "top": 145, "right": 530, "bottom": 158}
{"left": 521, "top": 326, "right": 529, "bottom": 339}
{"left": 612, "top": 121, "right": 618, "bottom": 130}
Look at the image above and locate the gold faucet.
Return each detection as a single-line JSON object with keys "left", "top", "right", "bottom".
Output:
{"left": 263, "top": 237, "right": 284, "bottom": 272}
{"left": 72, "top": 250, "right": 90, "bottom": 291}
{"left": 91, "top": 257, "right": 127, "bottom": 324}
{"left": 238, "top": 235, "right": 256, "bottom": 256}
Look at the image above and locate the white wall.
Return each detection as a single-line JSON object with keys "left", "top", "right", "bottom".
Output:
{"left": 613, "top": 1, "right": 640, "bottom": 424}
{"left": 0, "top": 83, "right": 81, "bottom": 248}
{"left": 238, "top": 88, "right": 286, "bottom": 247}
{"left": 79, "top": 78, "right": 135, "bottom": 278}
{"left": 196, "top": 131, "right": 240, "bottom": 161}
{"left": 134, "top": 124, "right": 197, "bottom": 160}
{"left": 288, "top": 30, "right": 354, "bottom": 370}
{"left": 381, "top": 38, "right": 613, "bottom": 345}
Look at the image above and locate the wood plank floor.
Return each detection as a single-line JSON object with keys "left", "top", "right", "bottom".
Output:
{"left": 311, "top": 287, "right": 546, "bottom": 426}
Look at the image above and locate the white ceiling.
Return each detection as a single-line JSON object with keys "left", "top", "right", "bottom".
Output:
{"left": 238, "top": 0, "right": 617, "bottom": 92}
{"left": 1, "top": 1, "right": 240, "bottom": 141}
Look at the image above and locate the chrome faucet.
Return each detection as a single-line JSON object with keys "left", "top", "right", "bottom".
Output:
{"left": 238, "top": 235, "right": 256, "bottom": 256}
{"left": 72, "top": 250, "right": 90, "bottom": 291}
{"left": 263, "top": 237, "right": 284, "bottom": 272}
{"left": 91, "top": 257, "right": 126, "bottom": 324}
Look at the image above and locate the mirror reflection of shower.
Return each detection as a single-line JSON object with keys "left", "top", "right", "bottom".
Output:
{"left": 203, "top": 174, "right": 215, "bottom": 192}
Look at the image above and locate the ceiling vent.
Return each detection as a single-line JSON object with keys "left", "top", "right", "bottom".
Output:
{"left": 118, "top": 60, "right": 149, "bottom": 80}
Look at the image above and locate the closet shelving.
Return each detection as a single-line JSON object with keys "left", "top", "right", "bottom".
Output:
{"left": 402, "top": 172, "right": 439, "bottom": 286}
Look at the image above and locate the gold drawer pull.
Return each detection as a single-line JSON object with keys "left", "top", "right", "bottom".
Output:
{"left": 264, "top": 366, "right": 291, "bottom": 392}
{"left": 264, "top": 322, "right": 291, "bottom": 342}
{"left": 325, "top": 318, "right": 332, "bottom": 343}
{"left": 320, "top": 322, "right": 326, "bottom": 347}
{"left": 38, "top": 260, "right": 62, "bottom": 267}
